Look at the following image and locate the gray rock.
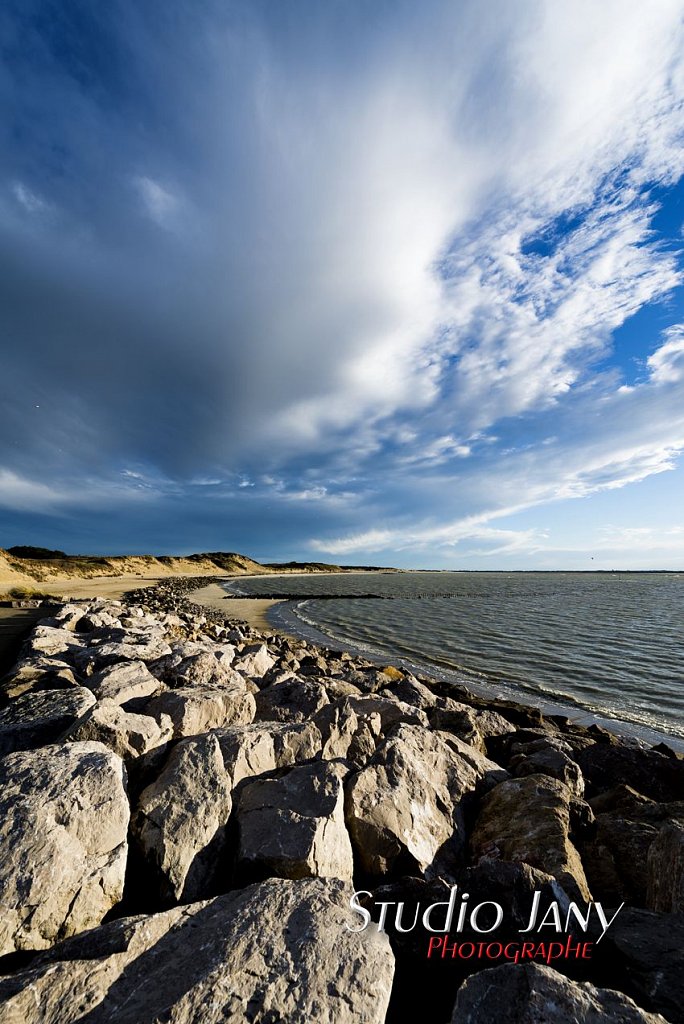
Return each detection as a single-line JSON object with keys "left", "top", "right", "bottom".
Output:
{"left": 0, "top": 741, "right": 129, "bottom": 954}
{"left": 233, "top": 642, "right": 276, "bottom": 679}
{"left": 74, "top": 637, "right": 173, "bottom": 673}
{"left": 600, "top": 907, "right": 684, "bottom": 1024}
{"left": 343, "top": 693, "right": 429, "bottom": 732}
{"left": 144, "top": 684, "right": 256, "bottom": 738}
{"left": 345, "top": 724, "right": 482, "bottom": 878}
{"left": 647, "top": 822, "right": 684, "bottom": 912}
{"left": 61, "top": 700, "right": 173, "bottom": 761}
{"left": 471, "top": 774, "right": 593, "bottom": 901}
{"left": 0, "top": 878, "right": 394, "bottom": 1024}
{"left": 24, "top": 625, "right": 84, "bottom": 658}
{"left": 511, "top": 744, "right": 585, "bottom": 797}
{"left": 88, "top": 659, "right": 162, "bottom": 704}
{"left": 315, "top": 698, "right": 382, "bottom": 765}
{"left": 255, "top": 677, "right": 330, "bottom": 723}
{"left": 0, "top": 686, "right": 96, "bottom": 755}
{"left": 236, "top": 760, "right": 354, "bottom": 881}
{"left": 452, "top": 963, "right": 667, "bottom": 1023}
{"left": 132, "top": 733, "right": 232, "bottom": 903}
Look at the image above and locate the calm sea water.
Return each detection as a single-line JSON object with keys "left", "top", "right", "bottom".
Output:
{"left": 225, "top": 572, "right": 684, "bottom": 747}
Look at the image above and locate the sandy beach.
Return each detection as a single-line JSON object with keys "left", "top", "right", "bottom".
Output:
{"left": 190, "top": 582, "right": 282, "bottom": 632}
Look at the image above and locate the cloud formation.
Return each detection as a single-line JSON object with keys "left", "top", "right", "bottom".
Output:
{"left": 1, "top": 0, "right": 684, "bottom": 564}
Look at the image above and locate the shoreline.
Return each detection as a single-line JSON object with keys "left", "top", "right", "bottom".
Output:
{"left": 0, "top": 585, "right": 682, "bottom": 1022}
{"left": 220, "top": 571, "right": 684, "bottom": 754}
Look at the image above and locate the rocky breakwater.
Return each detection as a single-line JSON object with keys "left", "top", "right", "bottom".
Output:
{"left": 0, "top": 579, "right": 680, "bottom": 1023}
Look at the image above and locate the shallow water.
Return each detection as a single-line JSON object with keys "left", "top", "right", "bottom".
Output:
{"left": 225, "top": 571, "right": 684, "bottom": 747}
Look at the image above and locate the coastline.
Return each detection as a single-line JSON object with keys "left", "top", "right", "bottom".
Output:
{"left": 0, "top": 583, "right": 682, "bottom": 1022}
{"left": 223, "top": 572, "right": 684, "bottom": 754}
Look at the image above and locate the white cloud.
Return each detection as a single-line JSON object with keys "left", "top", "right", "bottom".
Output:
{"left": 134, "top": 176, "right": 179, "bottom": 227}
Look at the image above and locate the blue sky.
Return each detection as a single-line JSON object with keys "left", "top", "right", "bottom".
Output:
{"left": 1, "top": 0, "right": 684, "bottom": 568}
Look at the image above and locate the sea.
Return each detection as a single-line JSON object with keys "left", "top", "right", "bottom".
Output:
{"left": 223, "top": 571, "right": 684, "bottom": 750}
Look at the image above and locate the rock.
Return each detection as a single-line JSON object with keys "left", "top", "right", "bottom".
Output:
{"left": 0, "top": 878, "right": 394, "bottom": 1024}
{"left": 154, "top": 650, "right": 244, "bottom": 689}
{"left": 345, "top": 724, "right": 482, "bottom": 878}
{"left": 370, "top": 865, "right": 572, "bottom": 1023}
{"left": 0, "top": 686, "right": 96, "bottom": 755}
{"left": 580, "top": 785, "right": 684, "bottom": 907}
{"left": 61, "top": 700, "right": 173, "bottom": 761}
{"left": 233, "top": 642, "right": 276, "bottom": 679}
{"left": 212, "top": 719, "right": 322, "bottom": 783}
{"left": 24, "top": 625, "right": 83, "bottom": 658}
{"left": 132, "top": 733, "right": 232, "bottom": 903}
{"left": 471, "top": 774, "right": 593, "bottom": 901}
{"left": 0, "top": 660, "right": 81, "bottom": 700}
{"left": 255, "top": 677, "right": 330, "bottom": 723}
{"left": 439, "top": 733, "right": 509, "bottom": 788}
{"left": 342, "top": 694, "right": 429, "bottom": 732}
{"left": 236, "top": 760, "right": 354, "bottom": 881}
{"left": 88, "top": 659, "right": 162, "bottom": 704}
{"left": 574, "top": 741, "right": 684, "bottom": 802}
{"left": 144, "top": 684, "right": 255, "bottom": 738}
{"left": 647, "top": 822, "right": 684, "bottom": 912}
{"left": 73, "top": 637, "right": 173, "bottom": 673}
{"left": 383, "top": 674, "right": 438, "bottom": 709}
{"left": 451, "top": 962, "right": 667, "bottom": 1023}
{"left": 315, "top": 699, "right": 381, "bottom": 765}
{"left": 510, "top": 744, "right": 585, "bottom": 797}
{"left": 600, "top": 907, "right": 684, "bottom": 1024}
{"left": 0, "top": 741, "right": 129, "bottom": 954}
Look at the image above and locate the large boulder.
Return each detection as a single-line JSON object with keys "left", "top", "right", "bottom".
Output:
{"left": 236, "top": 760, "right": 354, "bottom": 881}
{"left": 0, "top": 878, "right": 394, "bottom": 1024}
{"left": 0, "top": 741, "right": 129, "bottom": 954}
{"left": 255, "top": 677, "right": 330, "bottom": 723}
{"left": 599, "top": 907, "right": 684, "bottom": 1024}
{"left": 233, "top": 642, "right": 276, "bottom": 679}
{"left": 345, "top": 724, "right": 483, "bottom": 878}
{"left": 0, "top": 686, "right": 96, "bottom": 755}
{"left": 61, "top": 700, "right": 173, "bottom": 761}
{"left": 144, "top": 684, "right": 255, "bottom": 738}
{"left": 451, "top": 963, "right": 667, "bottom": 1023}
{"left": 471, "top": 774, "right": 593, "bottom": 901}
{"left": 647, "top": 822, "right": 684, "bottom": 912}
{"left": 132, "top": 733, "right": 233, "bottom": 903}
{"left": 574, "top": 741, "right": 684, "bottom": 802}
{"left": 88, "top": 659, "right": 162, "bottom": 704}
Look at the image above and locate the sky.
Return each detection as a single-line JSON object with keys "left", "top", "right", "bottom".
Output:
{"left": 1, "top": 0, "right": 684, "bottom": 569}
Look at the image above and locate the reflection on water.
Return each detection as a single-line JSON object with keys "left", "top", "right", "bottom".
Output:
{"left": 226, "top": 572, "right": 684, "bottom": 745}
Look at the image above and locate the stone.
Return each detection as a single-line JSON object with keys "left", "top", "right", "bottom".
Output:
{"left": 132, "top": 733, "right": 232, "bottom": 903}
{"left": 0, "top": 878, "right": 394, "bottom": 1024}
{"left": 647, "top": 822, "right": 684, "bottom": 912}
{"left": 88, "top": 659, "right": 162, "bottom": 704}
{"left": 24, "top": 625, "right": 83, "bottom": 658}
{"left": 233, "top": 642, "right": 276, "bottom": 679}
{"left": 345, "top": 724, "right": 482, "bottom": 878}
{"left": 600, "top": 907, "right": 684, "bottom": 1024}
{"left": 61, "top": 700, "right": 173, "bottom": 761}
{"left": 0, "top": 741, "right": 129, "bottom": 954}
{"left": 144, "top": 684, "right": 256, "bottom": 738}
{"left": 314, "top": 699, "right": 382, "bottom": 765}
{"left": 451, "top": 963, "right": 667, "bottom": 1023}
{"left": 0, "top": 658, "right": 81, "bottom": 700}
{"left": 255, "top": 677, "right": 330, "bottom": 723}
{"left": 471, "top": 774, "right": 593, "bottom": 901}
{"left": 510, "top": 744, "right": 585, "bottom": 797}
{"left": 73, "top": 637, "right": 173, "bottom": 673}
{"left": 154, "top": 650, "right": 244, "bottom": 690}
{"left": 0, "top": 686, "right": 96, "bottom": 755}
{"left": 342, "top": 693, "right": 429, "bottom": 732}
{"left": 236, "top": 760, "right": 354, "bottom": 881}
{"left": 574, "top": 741, "right": 684, "bottom": 802}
